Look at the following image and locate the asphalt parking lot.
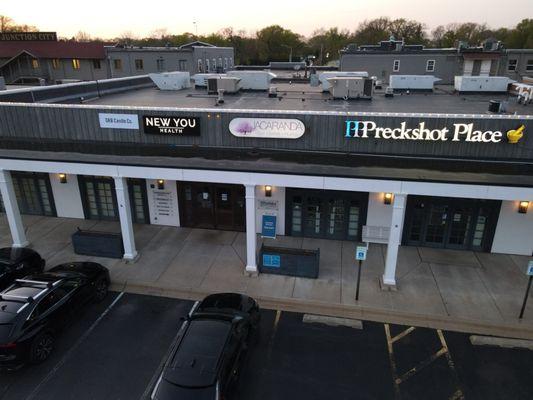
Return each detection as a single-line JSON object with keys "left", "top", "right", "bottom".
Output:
{"left": 0, "top": 292, "right": 531, "bottom": 400}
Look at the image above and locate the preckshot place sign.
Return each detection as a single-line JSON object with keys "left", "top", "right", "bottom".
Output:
{"left": 143, "top": 116, "right": 201, "bottom": 136}
{"left": 229, "top": 117, "right": 305, "bottom": 139}
{"left": 344, "top": 120, "right": 526, "bottom": 144}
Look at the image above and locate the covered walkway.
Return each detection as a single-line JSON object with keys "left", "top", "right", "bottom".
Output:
{"left": 1, "top": 215, "right": 533, "bottom": 339}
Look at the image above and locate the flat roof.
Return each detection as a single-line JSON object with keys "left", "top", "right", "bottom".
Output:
{"left": 85, "top": 83, "right": 533, "bottom": 116}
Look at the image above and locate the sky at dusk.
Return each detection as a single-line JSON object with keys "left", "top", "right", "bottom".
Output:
{"left": 2, "top": 0, "right": 529, "bottom": 38}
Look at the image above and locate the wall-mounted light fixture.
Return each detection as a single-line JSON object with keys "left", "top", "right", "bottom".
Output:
{"left": 157, "top": 179, "right": 165, "bottom": 190}
{"left": 265, "top": 185, "right": 272, "bottom": 197}
{"left": 384, "top": 193, "right": 393, "bottom": 205}
{"left": 518, "top": 201, "right": 529, "bottom": 214}
{"left": 59, "top": 173, "right": 67, "bottom": 184}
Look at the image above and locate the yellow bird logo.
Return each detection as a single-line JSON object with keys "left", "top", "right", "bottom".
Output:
{"left": 507, "top": 125, "right": 525, "bottom": 143}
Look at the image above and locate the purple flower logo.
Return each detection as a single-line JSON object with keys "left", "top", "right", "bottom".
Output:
{"left": 235, "top": 120, "right": 254, "bottom": 135}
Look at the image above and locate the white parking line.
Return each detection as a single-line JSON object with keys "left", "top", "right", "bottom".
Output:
{"left": 141, "top": 301, "right": 199, "bottom": 400}
{"left": 24, "top": 292, "right": 125, "bottom": 400}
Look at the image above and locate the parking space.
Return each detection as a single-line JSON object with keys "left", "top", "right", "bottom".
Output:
{"left": 0, "top": 293, "right": 192, "bottom": 400}
{"left": 0, "top": 292, "right": 532, "bottom": 400}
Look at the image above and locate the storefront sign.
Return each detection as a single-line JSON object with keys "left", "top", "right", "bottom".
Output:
{"left": 229, "top": 118, "right": 305, "bottom": 139}
{"left": 344, "top": 120, "right": 524, "bottom": 144}
{"left": 99, "top": 113, "right": 139, "bottom": 130}
{"left": 263, "top": 254, "right": 281, "bottom": 268}
{"left": 261, "top": 215, "right": 277, "bottom": 239}
{"left": 143, "top": 116, "right": 201, "bottom": 135}
{"left": 0, "top": 32, "right": 57, "bottom": 41}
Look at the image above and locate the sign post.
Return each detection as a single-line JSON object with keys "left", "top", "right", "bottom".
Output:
{"left": 355, "top": 244, "right": 367, "bottom": 301}
{"left": 519, "top": 261, "right": 533, "bottom": 319}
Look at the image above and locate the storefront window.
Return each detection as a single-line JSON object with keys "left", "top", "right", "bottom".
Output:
{"left": 347, "top": 203, "right": 360, "bottom": 238}
{"left": 291, "top": 196, "right": 302, "bottom": 233}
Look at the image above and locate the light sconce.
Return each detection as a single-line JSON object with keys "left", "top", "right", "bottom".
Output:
{"left": 265, "top": 185, "right": 272, "bottom": 197}
{"left": 59, "top": 173, "right": 67, "bottom": 184}
{"left": 157, "top": 179, "right": 165, "bottom": 190}
{"left": 384, "top": 193, "right": 393, "bottom": 205}
{"left": 518, "top": 201, "right": 529, "bottom": 214}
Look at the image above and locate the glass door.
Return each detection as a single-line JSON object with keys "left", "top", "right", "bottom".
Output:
{"left": 445, "top": 206, "right": 474, "bottom": 249}
{"left": 80, "top": 177, "right": 118, "bottom": 221}
{"left": 423, "top": 204, "right": 448, "bottom": 247}
{"left": 303, "top": 196, "right": 323, "bottom": 238}
{"left": 12, "top": 173, "right": 55, "bottom": 216}
{"left": 325, "top": 198, "right": 346, "bottom": 240}
{"left": 128, "top": 179, "right": 149, "bottom": 224}
{"left": 215, "top": 187, "right": 234, "bottom": 230}
{"left": 193, "top": 185, "right": 215, "bottom": 229}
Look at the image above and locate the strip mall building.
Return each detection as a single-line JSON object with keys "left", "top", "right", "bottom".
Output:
{"left": 0, "top": 76, "right": 532, "bottom": 287}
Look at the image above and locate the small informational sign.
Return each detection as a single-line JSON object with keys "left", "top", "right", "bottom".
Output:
{"left": 261, "top": 215, "right": 277, "bottom": 239}
{"left": 263, "top": 254, "right": 281, "bottom": 268}
{"left": 527, "top": 261, "right": 533, "bottom": 276}
{"left": 258, "top": 199, "right": 279, "bottom": 211}
{"left": 143, "top": 116, "right": 201, "bottom": 135}
{"left": 356, "top": 245, "right": 367, "bottom": 261}
{"left": 99, "top": 113, "right": 139, "bottom": 130}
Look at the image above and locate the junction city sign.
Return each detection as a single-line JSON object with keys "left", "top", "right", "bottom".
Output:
{"left": 344, "top": 120, "right": 525, "bottom": 143}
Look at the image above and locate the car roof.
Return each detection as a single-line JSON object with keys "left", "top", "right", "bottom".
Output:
{"left": 165, "top": 319, "right": 232, "bottom": 388}
{"left": 0, "top": 247, "right": 36, "bottom": 264}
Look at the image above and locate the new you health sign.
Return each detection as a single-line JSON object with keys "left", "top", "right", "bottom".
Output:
{"left": 230, "top": 118, "right": 305, "bottom": 139}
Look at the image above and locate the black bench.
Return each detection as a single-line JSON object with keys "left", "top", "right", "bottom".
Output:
{"left": 72, "top": 228, "right": 124, "bottom": 259}
{"left": 259, "top": 244, "right": 320, "bottom": 279}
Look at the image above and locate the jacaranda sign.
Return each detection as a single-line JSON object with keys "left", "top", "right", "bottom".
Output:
{"left": 230, "top": 118, "right": 305, "bottom": 139}
{"left": 344, "top": 120, "right": 516, "bottom": 143}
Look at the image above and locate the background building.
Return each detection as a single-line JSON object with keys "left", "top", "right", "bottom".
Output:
{"left": 340, "top": 38, "right": 533, "bottom": 84}
{"left": 0, "top": 34, "right": 234, "bottom": 84}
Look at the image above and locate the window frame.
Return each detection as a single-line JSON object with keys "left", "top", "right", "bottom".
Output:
{"left": 93, "top": 59, "right": 101, "bottom": 69}
{"left": 526, "top": 59, "right": 533, "bottom": 72}
{"left": 392, "top": 59, "right": 400, "bottom": 72}
{"left": 72, "top": 59, "right": 81, "bottom": 70}
{"left": 31, "top": 59, "right": 39, "bottom": 69}
{"left": 52, "top": 59, "right": 61, "bottom": 69}
{"left": 113, "top": 59, "right": 122, "bottom": 70}
{"left": 197, "top": 59, "right": 203, "bottom": 72}
{"left": 156, "top": 58, "right": 165, "bottom": 72}
{"left": 135, "top": 59, "right": 144, "bottom": 70}
{"left": 507, "top": 59, "right": 518, "bottom": 71}
{"left": 426, "top": 59, "right": 435, "bottom": 72}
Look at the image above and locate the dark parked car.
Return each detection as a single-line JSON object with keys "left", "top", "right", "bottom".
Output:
{"left": 0, "top": 262, "right": 110, "bottom": 369}
{"left": 0, "top": 248, "right": 45, "bottom": 290}
{"left": 152, "top": 293, "right": 260, "bottom": 400}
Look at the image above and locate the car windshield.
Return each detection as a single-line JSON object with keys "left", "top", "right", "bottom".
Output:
{"left": 165, "top": 319, "right": 231, "bottom": 388}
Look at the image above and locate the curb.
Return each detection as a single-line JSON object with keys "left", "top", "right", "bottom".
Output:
{"left": 110, "top": 281, "right": 533, "bottom": 340}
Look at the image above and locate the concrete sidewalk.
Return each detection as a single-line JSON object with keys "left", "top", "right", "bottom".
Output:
{"left": 2, "top": 215, "right": 533, "bottom": 339}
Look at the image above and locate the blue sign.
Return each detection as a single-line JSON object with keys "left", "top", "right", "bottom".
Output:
{"left": 527, "top": 261, "right": 533, "bottom": 276}
{"left": 356, "top": 245, "right": 367, "bottom": 261}
{"left": 263, "top": 254, "right": 281, "bottom": 268}
{"left": 261, "top": 215, "right": 277, "bottom": 239}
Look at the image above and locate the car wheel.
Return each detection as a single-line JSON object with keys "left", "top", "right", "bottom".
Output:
{"left": 94, "top": 278, "right": 109, "bottom": 302}
{"left": 30, "top": 332, "right": 54, "bottom": 364}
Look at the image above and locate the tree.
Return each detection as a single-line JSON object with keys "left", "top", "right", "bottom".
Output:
{"left": 74, "top": 31, "right": 92, "bottom": 42}
{"left": 256, "top": 25, "right": 305, "bottom": 63}
{"left": 308, "top": 27, "right": 352, "bottom": 64}
{"left": 430, "top": 23, "right": 492, "bottom": 47}
{"left": 0, "top": 15, "right": 37, "bottom": 32}
{"left": 504, "top": 19, "right": 533, "bottom": 48}
{"left": 352, "top": 17, "right": 390, "bottom": 46}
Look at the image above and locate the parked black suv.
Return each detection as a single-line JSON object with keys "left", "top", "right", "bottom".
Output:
{"left": 0, "top": 248, "right": 45, "bottom": 290}
{"left": 152, "top": 293, "right": 260, "bottom": 400}
{"left": 0, "top": 262, "right": 110, "bottom": 369}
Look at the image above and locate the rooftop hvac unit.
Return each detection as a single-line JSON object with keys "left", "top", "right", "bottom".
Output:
{"left": 389, "top": 75, "right": 441, "bottom": 91}
{"left": 327, "top": 77, "right": 373, "bottom": 99}
{"left": 454, "top": 76, "right": 514, "bottom": 93}
{"left": 207, "top": 77, "right": 241, "bottom": 94}
{"left": 226, "top": 71, "right": 276, "bottom": 90}
{"left": 149, "top": 71, "right": 191, "bottom": 90}
{"left": 318, "top": 71, "right": 369, "bottom": 91}
{"left": 193, "top": 73, "right": 226, "bottom": 88}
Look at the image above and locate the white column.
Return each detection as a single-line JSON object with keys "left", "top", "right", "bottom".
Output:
{"left": 0, "top": 170, "right": 28, "bottom": 248}
{"left": 245, "top": 184, "right": 257, "bottom": 274}
{"left": 114, "top": 177, "right": 138, "bottom": 261}
{"left": 382, "top": 193, "right": 407, "bottom": 286}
